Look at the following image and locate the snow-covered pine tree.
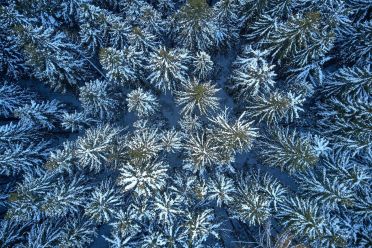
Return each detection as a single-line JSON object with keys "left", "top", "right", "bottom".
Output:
{"left": 126, "top": 127, "right": 162, "bottom": 162}
{"left": 208, "top": 109, "right": 258, "bottom": 154}
{"left": 258, "top": 128, "right": 320, "bottom": 173}
{"left": 99, "top": 47, "right": 138, "bottom": 84}
{"left": 182, "top": 208, "right": 219, "bottom": 247}
{"left": 134, "top": 4, "right": 167, "bottom": 37}
{"left": 322, "top": 65, "right": 372, "bottom": 100}
{"left": 79, "top": 79, "right": 119, "bottom": 120}
{"left": 58, "top": 216, "right": 97, "bottom": 248}
{"left": 62, "top": 111, "right": 92, "bottom": 133}
{"left": 212, "top": 0, "right": 242, "bottom": 43}
{"left": 0, "top": 4, "right": 29, "bottom": 79}
{"left": 337, "top": 20, "right": 372, "bottom": 66}
{"left": 174, "top": 0, "right": 228, "bottom": 51}
{"left": 160, "top": 129, "right": 183, "bottom": 153}
{"left": 6, "top": 169, "right": 90, "bottom": 221}
{"left": 0, "top": 142, "right": 49, "bottom": 176}
{"left": 15, "top": 25, "right": 87, "bottom": 92}
{"left": 147, "top": 46, "right": 191, "bottom": 92}
{"left": 0, "top": 122, "right": 35, "bottom": 144}
{"left": 277, "top": 197, "right": 332, "bottom": 246}
{"left": 246, "top": 91, "right": 305, "bottom": 124}
{"left": 0, "top": 30, "right": 27, "bottom": 80}
{"left": 207, "top": 173, "right": 236, "bottom": 207}
{"left": 118, "top": 159, "right": 168, "bottom": 196}
{"left": 78, "top": 3, "right": 124, "bottom": 52}
{"left": 176, "top": 78, "right": 220, "bottom": 115}
{"left": 75, "top": 124, "right": 121, "bottom": 172}
{"left": 193, "top": 51, "right": 214, "bottom": 79}
{"left": 317, "top": 96, "right": 372, "bottom": 157}
{"left": 263, "top": 11, "right": 334, "bottom": 66}
{"left": 85, "top": 180, "right": 122, "bottom": 224}
{"left": 0, "top": 82, "right": 33, "bottom": 118}
{"left": 14, "top": 100, "right": 65, "bottom": 130}
{"left": 183, "top": 132, "right": 219, "bottom": 173}
{"left": 127, "top": 25, "right": 159, "bottom": 52}
{"left": 231, "top": 46, "right": 276, "bottom": 98}
{"left": 127, "top": 88, "right": 159, "bottom": 117}
{"left": 232, "top": 171, "right": 287, "bottom": 226}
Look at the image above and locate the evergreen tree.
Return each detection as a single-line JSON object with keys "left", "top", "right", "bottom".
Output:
{"left": 174, "top": 0, "right": 228, "bottom": 50}
{"left": 14, "top": 100, "right": 65, "bottom": 130}
{"left": 277, "top": 197, "right": 330, "bottom": 245}
{"left": 258, "top": 128, "right": 320, "bottom": 173}
{"left": 127, "top": 88, "right": 159, "bottom": 117}
{"left": 317, "top": 96, "right": 372, "bottom": 157}
{"left": 208, "top": 109, "right": 258, "bottom": 153}
{"left": 118, "top": 159, "right": 168, "bottom": 196}
{"left": 147, "top": 46, "right": 191, "bottom": 92}
{"left": 322, "top": 65, "right": 372, "bottom": 100}
{"left": 263, "top": 12, "right": 334, "bottom": 66}
{"left": 247, "top": 91, "right": 305, "bottom": 124}
{"left": 193, "top": 51, "right": 214, "bottom": 79}
{"left": 0, "top": 82, "right": 33, "bottom": 117}
{"left": 232, "top": 171, "right": 286, "bottom": 226}
{"left": 231, "top": 46, "right": 276, "bottom": 97}
{"left": 176, "top": 78, "right": 220, "bottom": 115}
{"left": 85, "top": 180, "right": 122, "bottom": 224}
{"left": 75, "top": 125, "right": 121, "bottom": 172}
{"left": 79, "top": 79, "right": 119, "bottom": 119}
{"left": 16, "top": 25, "right": 87, "bottom": 92}
{"left": 99, "top": 47, "right": 140, "bottom": 83}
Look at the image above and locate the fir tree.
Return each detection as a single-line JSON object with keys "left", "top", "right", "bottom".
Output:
{"left": 75, "top": 125, "right": 121, "bottom": 172}
{"left": 278, "top": 197, "right": 336, "bottom": 246}
{"left": 193, "top": 51, "right": 214, "bottom": 79}
{"left": 0, "top": 121, "right": 35, "bottom": 144}
{"left": 0, "top": 142, "right": 49, "bottom": 176}
{"left": 174, "top": 0, "right": 228, "bottom": 50}
{"left": 62, "top": 111, "right": 91, "bottom": 132}
{"left": 118, "top": 159, "right": 168, "bottom": 196}
{"left": 79, "top": 79, "right": 119, "bottom": 119}
{"left": 99, "top": 47, "right": 138, "bottom": 83}
{"left": 14, "top": 100, "right": 65, "bottom": 130}
{"left": 232, "top": 171, "right": 286, "bottom": 226}
{"left": 127, "top": 88, "right": 159, "bottom": 117}
{"left": 258, "top": 128, "right": 320, "bottom": 173}
{"left": 85, "top": 180, "right": 122, "bottom": 224}
{"left": 147, "top": 46, "right": 191, "bottom": 92}
{"left": 176, "top": 78, "right": 220, "bottom": 115}
{"left": 58, "top": 216, "right": 97, "bottom": 248}
{"left": 126, "top": 128, "right": 162, "bottom": 162}
{"left": 184, "top": 132, "right": 219, "bottom": 173}
{"left": 209, "top": 109, "right": 258, "bottom": 153}
{"left": 154, "top": 191, "right": 183, "bottom": 224}
{"left": 247, "top": 91, "right": 305, "bottom": 124}
{"left": 207, "top": 174, "right": 236, "bottom": 207}
{"left": 317, "top": 96, "right": 372, "bottom": 156}
{"left": 160, "top": 129, "right": 183, "bottom": 153}
{"left": 231, "top": 46, "right": 276, "bottom": 97}
{"left": 0, "top": 82, "right": 33, "bottom": 118}
{"left": 337, "top": 20, "right": 372, "bottom": 65}
{"left": 183, "top": 208, "right": 219, "bottom": 247}
{"left": 322, "top": 65, "right": 372, "bottom": 100}
{"left": 127, "top": 25, "right": 159, "bottom": 52}
{"left": 16, "top": 25, "right": 87, "bottom": 92}
{"left": 264, "top": 12, "right": 334, "bottom": 65}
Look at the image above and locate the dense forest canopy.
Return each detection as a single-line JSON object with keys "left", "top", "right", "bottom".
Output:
{"left": 0, "top": 0, "right": 371, "bottom": 247}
